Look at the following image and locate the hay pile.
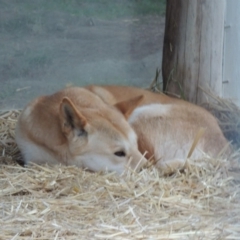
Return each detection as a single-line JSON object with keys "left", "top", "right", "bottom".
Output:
{"left": 1, "top": 110, "right": 240, "bottom": 239}
{"left": 200, "top": 87, "right": 240, "bottom": 150}
{"left": 0, "top": 110, "right": 21, "bottom": 165}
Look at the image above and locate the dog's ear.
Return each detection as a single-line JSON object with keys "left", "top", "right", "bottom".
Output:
{"left": 60, "top": 97, "right": 87, "bottom": 136}
{"left": 114, "top": 95, "right": 143, "bottom": 118}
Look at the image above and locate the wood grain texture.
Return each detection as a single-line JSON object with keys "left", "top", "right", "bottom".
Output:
{"left": 162, "top": 0, "right": 225, "bottom": 104}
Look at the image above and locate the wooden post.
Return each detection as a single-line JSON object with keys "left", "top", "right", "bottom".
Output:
{"left": 162, "top": 0, "right": 226, "bottom": 104}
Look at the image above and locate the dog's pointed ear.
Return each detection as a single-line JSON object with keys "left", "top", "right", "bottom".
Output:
{"left": 60, "top": 97, "right": 87, "bottom": 136}
{"left": 114, "top": 95, "right": 143, "bottom": 118}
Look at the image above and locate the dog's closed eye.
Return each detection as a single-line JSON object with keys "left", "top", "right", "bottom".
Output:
{"left": 114, "top": 151, "right": 126, "bottom": 157}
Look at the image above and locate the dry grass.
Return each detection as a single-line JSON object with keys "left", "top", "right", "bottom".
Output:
{"left": 0, "top": 110, "right": 21, "bottom": 165}
{"left": 200, "top": 87, "right": 240, "bottom": 150}
{"left": 1, "top": 108, "right": 240, "bottom": 239}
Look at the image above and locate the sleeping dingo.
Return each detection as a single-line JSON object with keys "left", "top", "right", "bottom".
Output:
{"left": 87, "top": 85, "right": 230, "bottom": 173}
{"left": 15, "top": 87, "right": 147, "bottom": 173}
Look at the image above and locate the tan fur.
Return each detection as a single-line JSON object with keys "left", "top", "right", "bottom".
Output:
{"left": 86, "top": 85, "right": 230, "bottom": 173}
{"left": 15, "top": 87, "right": 147, "bottom": 173}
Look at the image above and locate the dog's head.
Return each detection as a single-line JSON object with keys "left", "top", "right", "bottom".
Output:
{"left": 60, "top": 97, "right": 147, "bottom": 173}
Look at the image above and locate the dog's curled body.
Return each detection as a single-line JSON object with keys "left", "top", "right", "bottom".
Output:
{"left": 86, "top": 85, "right": 230, "bottom": 173}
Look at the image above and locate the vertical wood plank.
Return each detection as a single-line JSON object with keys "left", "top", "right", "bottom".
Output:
{"left": 162, "top": 0, "right": 226, "bottom": 104}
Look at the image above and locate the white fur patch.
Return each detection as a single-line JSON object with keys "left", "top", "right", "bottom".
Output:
{"left": 18, "top": 139, "right": 59, "bottom": 165}
{"left": 74, "top": 154, "right": 125, "bottom": 174}
{"left": 154, "top": 140, "right": 205, "bottom": 173}
{"left": 128, "top": 104, "right": 172, "bottom": 124}
{"left": 127, "top": 130, "right": 138, "bottom": 145}
{"left": 22, "top": 105, "right": 33, "bottom": 120}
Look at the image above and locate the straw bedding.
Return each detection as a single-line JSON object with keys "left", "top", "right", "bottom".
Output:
{"left": 200, "top": 87, "right": 240, "bottom": 150}
{"left": 1, "top": 109, "right": 240, "bottom": 239}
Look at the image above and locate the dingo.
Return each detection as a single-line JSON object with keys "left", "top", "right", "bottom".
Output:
{"left": 87, "top": 85, "right": 230, "bottom": 173}
{"left": 15, "top": 87, "right": 147, "bottom": 173}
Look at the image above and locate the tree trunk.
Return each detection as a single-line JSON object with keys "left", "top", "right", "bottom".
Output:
{"left": 162, "top": 0, "right": 226, "bottom": 104}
